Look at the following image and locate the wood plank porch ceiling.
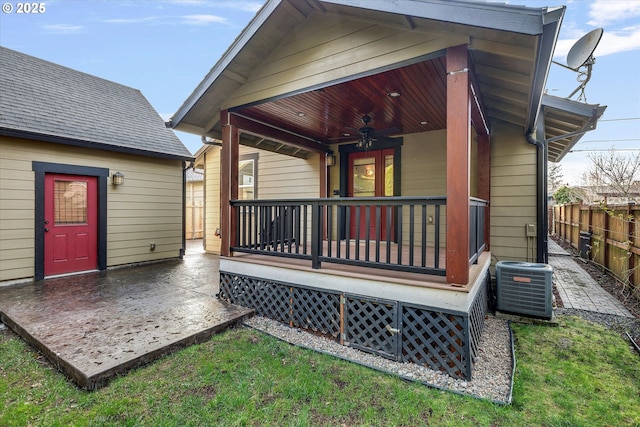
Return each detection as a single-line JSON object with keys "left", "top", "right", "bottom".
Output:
{"left": 232, "top": 56, "right": 447, "bottom": 146}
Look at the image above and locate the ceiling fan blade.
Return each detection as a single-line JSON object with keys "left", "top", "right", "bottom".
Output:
{"left": 328, "top": 135, "right": 358, "bottom": 141}
{"left": 374, "top": 126, "right": 400, "bottom": 137}
{"left": 373, "top": 135, "right": 400, "bottom": 144}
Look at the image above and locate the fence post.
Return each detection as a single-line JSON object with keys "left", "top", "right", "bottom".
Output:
{"left": 626, "top": 203, "right": 633, "bottom": 286}
{"left": 603, "top": 206, "right": 610, "bottom": 273}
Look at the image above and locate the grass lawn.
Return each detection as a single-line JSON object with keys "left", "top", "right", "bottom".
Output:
{"left": 1, "top": 315, "right": 638, "bottom": 426}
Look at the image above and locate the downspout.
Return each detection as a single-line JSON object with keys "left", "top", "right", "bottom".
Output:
{"left": 526, "top": 131, "right": 548, "bottom": 264}
{"left": 522, "top": 8, "right": 564, "bottom": 264}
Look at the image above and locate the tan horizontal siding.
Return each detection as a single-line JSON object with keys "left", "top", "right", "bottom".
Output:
{"left": 402, "top": 130, "right": 447, "bottom": 196}
{"left": 400, "top": 131, "right": 448, "bottom": 244}
{"left": 226, "top": 14, "right": 468, "bottom": 108}
{"left": 491, "top": 185, "right": 536, "bottom": 197}
{"left": 204, "top": 146, "right": 222, "bottom": 254}
{"left": 108, "top": 236, "right": 179, "bottom": 250}
{"left": 0, "top": 250, "right": 32, "bottom": 264}
{"left": 107, "top": 224, "right": 183, "bottom": 235}
{"left": 0, "top": 258, "right": 33, "bottom": 282}
{"left": 489, "top": 121, "right": 537, "bottom": 263}
{"left": 0, "top": 206, "right": 35, "bottom": 220}
{"left": 108, "top": 251, "right": 180, "bottom": 266}
{"left": 0, "top": 189, "right": 33, "bottom": 201}
{"left": 0, "top": 136, "right": 185, "bottom": 282}
{"left": 0, "top": 238, "right": 32, "bottom": 251}
{"left": 0, "top": 227, "right": 34, "bottom": 240}
{"left": 256, "top": 150, "right": 320, "bottom": 200}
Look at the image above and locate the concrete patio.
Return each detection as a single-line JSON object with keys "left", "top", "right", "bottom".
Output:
{"left": 0, "top": 240, "right": 253, "bottom": 390}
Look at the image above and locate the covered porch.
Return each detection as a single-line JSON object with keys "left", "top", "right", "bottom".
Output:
{"left": 168, "top": 0, "right": 587, "bottom": 379}
{"left": 217, "top": 42, "right": 492, "bottom": 288}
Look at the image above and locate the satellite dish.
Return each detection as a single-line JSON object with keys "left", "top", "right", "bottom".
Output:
{"left": 567, "top": 28, "right": 603, "bottom": 70}
{"left": 551, "top": 28, "right": 604, "bottom": 102}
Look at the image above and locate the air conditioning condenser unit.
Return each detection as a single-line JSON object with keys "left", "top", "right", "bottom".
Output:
{"left": 496, "top": 261, "right": 553, "bottom": 319}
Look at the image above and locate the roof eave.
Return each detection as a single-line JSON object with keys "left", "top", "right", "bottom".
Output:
{"left": 542, "top": 94, "right": 608, "bottom": 162}
{"left": 0, "top": 128, "right": 195, "bottom": 162}
{"left": 526, "top": 6, "right": 565, "bottom": 135}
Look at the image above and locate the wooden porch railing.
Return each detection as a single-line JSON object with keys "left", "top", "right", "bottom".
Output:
{"left": 230, "top": 197, "right": 488, "bottom": 277}
{"left": 470, "top": 197, "right": 488, "bottom": 265}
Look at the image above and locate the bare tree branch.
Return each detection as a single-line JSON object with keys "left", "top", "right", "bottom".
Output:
{"left": 586, "top": 149, "right": 640, "bottom": 198}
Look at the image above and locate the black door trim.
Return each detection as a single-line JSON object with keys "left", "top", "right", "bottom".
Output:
{"left": 32, "top": 162, "right": 109, "bottom": 280}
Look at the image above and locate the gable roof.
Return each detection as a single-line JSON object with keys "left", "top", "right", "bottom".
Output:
{"left": 170, "top": 0, "right": 562, "bottom": 134}
{"left": 170, "top": 0, "right": 603, "bottom": 162}
{"left": 0, "top": 47, "right": 193, "bottom": 161}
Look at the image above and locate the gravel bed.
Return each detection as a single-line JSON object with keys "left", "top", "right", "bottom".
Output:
{"left": 244, "top": 314, "right": 514, "bottom": 404}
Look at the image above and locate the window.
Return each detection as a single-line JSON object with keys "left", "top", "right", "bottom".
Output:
{"left": 54, "top": 180, "right": 88, "bottom": 224}
{"left": 239, "top": 153, "right": 258, "bottom": 200}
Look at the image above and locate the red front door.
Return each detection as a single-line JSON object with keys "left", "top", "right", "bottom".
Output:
{"left": 347, "top": 149, "right": 395, "bottom": 239}
{"left": 44, "top": 174, "right": 98, "bottom": 276}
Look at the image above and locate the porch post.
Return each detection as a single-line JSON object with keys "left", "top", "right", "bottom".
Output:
{"left": 477, "top": 134, "right": 491, "bottom": 250}
{"left": 446, "top": 44, "right": 471, "bottom": 285}
{"left": 320, "top": 152, "right": 327, "bottom": 198}
{"left": 220, "top": 110, "right": 239, "bottom": 257}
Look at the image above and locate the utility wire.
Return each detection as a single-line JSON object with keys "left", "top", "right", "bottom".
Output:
{"left": 570, "top": 148, "right": 640, "bottom": 152}
{"left": 578, "top": 139, "right": 640, "bottom": 143}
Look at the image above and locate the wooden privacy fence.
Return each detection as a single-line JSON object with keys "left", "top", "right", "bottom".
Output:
{"left": 553, "top": 203, "right": 639, "bottom": 290}
{"left": 186, "top": 201, "right": 203, "bottom": 240}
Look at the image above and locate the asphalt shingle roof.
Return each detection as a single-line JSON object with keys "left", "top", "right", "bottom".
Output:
{"left": 0, "top": 46, "right": 193, "bottom": 160}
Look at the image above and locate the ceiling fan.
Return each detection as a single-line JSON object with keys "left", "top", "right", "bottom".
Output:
{"left": 332, "top": 115, "right": 398, "bottom": 150}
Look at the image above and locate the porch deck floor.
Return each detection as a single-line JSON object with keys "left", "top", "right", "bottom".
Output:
{"left": 232, "top": 241, "right": 488, "bottom": 291}
{"left": 0, "top": 243, "right": 253, "bottom": 390}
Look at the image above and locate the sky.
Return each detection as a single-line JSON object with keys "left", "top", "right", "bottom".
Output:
{"left": 1, "top": 0, "right": 638, "bottom": 186}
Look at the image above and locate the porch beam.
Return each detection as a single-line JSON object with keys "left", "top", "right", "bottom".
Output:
{"left": 220, "top": 110, "right": 239, "bottom": 257}
{"left": 228, "top": 113, "right": 329, "bottom": 154}
{"left": 446, "top": 44, "right": 471, "bottom": 286}
{"left": 477, "top": 134, "right": 491, "bottom": 250}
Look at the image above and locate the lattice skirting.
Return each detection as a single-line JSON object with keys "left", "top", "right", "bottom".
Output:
{"left": 219, "top": 271, "right": 489, "bottom": 379}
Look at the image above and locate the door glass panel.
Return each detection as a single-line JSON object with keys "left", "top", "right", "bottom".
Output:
{"left": 384, "top": 154, "right": 394, "bottom": 196}
{"left": 54, "top": 180, "right": 87, "bottom": 225}
{"left": 353, "top": 157, "right": 375, "bottom": 197}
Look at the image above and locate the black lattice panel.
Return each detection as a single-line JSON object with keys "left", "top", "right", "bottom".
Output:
{"left": 292, "top": 288, "right": 340, "bottom": 337}
{"left": 401, "top": 307, "right": 467, "bottom": 378}
{"left": 218, "top": 273, "right": 243, "bottom": 302}
{"left": 345, "top": 296, "right": 398, "bottom": 360}
{"left": 219, "top": 273, "right": 290, "bottom": 323}
{"left": 220, "top": 271, "right": 489, "bottom": 380}
{"left": 468, "top": 274, "right": 489, "bottom": 362}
